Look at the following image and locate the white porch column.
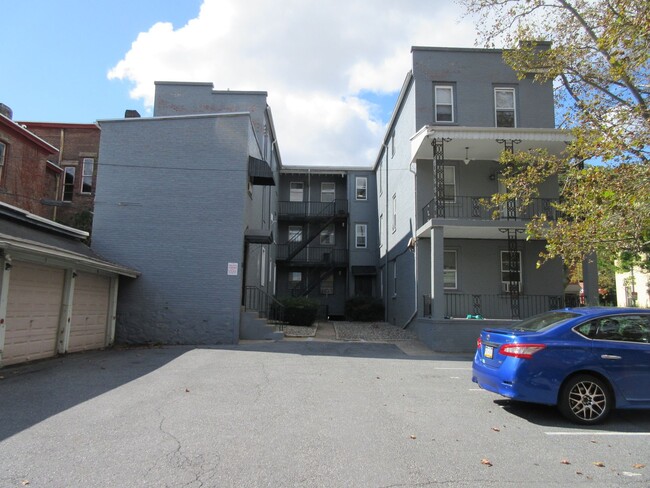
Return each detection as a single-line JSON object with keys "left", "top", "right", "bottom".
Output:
{"left": 430, "top": 226, "right": 445, "bottom": 319}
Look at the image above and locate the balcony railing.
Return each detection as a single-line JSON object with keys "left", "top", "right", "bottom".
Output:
{"left": 244, "top": 286, "right": 286, "bottom": 328}
{"left": 423, "top": 293, "right": 580, "bottom": 320}
{"left": 278, "top": 199, "right": 348, "bottom": 220}
{"left": 422, "top": 196, "right": 557, "bottom": 223}
{"left": 276, "top": 245, "right": 348, "bottom": 265}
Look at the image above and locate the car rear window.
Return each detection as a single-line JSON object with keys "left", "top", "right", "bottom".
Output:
{"left": 511, "top": 311, "right": 579, "bottom": 332}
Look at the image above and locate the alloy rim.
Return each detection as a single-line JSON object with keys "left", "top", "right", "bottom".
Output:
{"left": 568, "top": 380, "right": 607, "bottom": 421}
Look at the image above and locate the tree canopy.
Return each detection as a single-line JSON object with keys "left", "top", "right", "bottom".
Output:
{"left": 461, "top": 0, "right": 650, "bottom": 269}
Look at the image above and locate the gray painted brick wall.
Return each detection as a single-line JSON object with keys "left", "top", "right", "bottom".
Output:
{"left": 93, "top": 114, "right": 254, "bottom": 344}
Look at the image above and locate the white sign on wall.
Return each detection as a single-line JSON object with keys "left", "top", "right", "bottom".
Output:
{"left": 227, "top": 262, "right": 238, "bottom": 276}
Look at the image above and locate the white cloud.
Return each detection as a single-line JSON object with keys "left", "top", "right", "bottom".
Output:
{"left": 108, "top": 0, "right": 476, "bottom": 166}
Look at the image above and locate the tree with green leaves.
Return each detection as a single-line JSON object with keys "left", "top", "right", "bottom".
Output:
{"left": 460, "top": 0, "right": 649, "bottom": 270}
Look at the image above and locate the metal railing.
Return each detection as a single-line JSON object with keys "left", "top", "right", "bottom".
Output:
{"left": 244, "top": 286, "right": 286, "bottom": 328}
{"left": 278, "top": 199, "right": 348, "bottom": 219}
{"left": 423, "top": 293, "right": 580, "bottom": 320}
{"left": 276, "top": 245, "right": 348, "bottom": 265}
{"left": 422, "top": 196, "right": 557, "bottom": 223}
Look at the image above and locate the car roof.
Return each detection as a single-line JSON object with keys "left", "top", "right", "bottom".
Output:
{"left": 558, "top": 307, "right": 650, "bottom": 318}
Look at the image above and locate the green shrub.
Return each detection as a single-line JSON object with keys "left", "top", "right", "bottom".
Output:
{"left": 279, "top": 297, "right": 319, "bottom": 326}
{"left": 345, "top": 297, "right": 385, "bottom": 322}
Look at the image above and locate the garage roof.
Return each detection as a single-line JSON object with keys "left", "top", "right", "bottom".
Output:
{"left": 0, "top": 203, "right": 139, "bottom": 278}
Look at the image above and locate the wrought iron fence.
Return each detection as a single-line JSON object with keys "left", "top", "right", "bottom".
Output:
{"left": 244, "top": 286, "right": 286, "bottom": 329}
{"left": 422, "top": 196, "right": 557, "bottom": 223}
{"left": 423, "top": 293, "right": 579, "bottom": 320}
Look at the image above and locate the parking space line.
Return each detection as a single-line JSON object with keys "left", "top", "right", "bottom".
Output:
{"left": 545, "top": 432, "right": 650, "bottom": 436}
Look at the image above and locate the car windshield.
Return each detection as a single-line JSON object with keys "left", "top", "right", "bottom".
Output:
{"left": 510, "top": 311, "right": 580, "bottom": 332}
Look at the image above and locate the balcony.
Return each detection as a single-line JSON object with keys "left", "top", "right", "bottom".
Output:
{"left": 276, "top": 245, "right": 348, "bottom": 266}
{"left": 423, "top": 293, "right": 580, "bottom": 320}
{"left": 278, "top": 199, "right": 348, "bottom": 221}
{"left": 422, "top": 196, "right": 557, "bottom": 223}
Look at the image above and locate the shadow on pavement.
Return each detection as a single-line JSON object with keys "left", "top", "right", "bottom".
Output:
{"left": 493, "top": 398, "right": 650, "bottom": 432}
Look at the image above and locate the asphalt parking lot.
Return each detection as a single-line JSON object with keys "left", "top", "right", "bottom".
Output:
{"left": 0, "top": 340, "right": 648, "bottom": 487}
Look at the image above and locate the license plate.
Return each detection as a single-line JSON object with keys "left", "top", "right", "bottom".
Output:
{"left": 484, "top": 345, "right": 494, "bottom": 359}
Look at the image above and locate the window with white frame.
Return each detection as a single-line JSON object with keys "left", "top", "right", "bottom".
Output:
{"left": 500, "top": 250, "right": 522, "bottom": 292}
{"left": 81, "top": 158, "right": 94, "bottom": 194}
{"left": 444, "top": 250, "right": 457, "bottom": 289}
{"left": 355, "top": 224, "right": 367, "bottom": 248}
{"left": 320, "top": 274, "right": 334, "bottom": 295}
{"left": 443, "top": 166, "right": 456, "bottom": 202}
{"left": 0, "top": 141, "right": 6, "bottom": 181}
{"left": 63, "top": 167, "right": 75, "bottom": 201}
{"left": 320, "top": 224, "right": 335, "bottom": 245}
{"left": 289, "top": 182, "right": 303, "bottom": 202}
{"left": 321, "top": 182, "right": 335, "bottom": 202}
{"left": 435, "top": 85, "right": 454, "bottom": 123}
{"left": 288, "top": 225, "right": 302, "bottom": 242}
{"left": 289, "top": 271, "right": 302, "bottom": 285}
{"left": 495, "top": 88, "right": 516, "bottom": 128}
{"left": 392, "top": 194, "right": 397, "bottom": 233}
{"left": 355, "top": 177, "right": 367, "bottom": 200}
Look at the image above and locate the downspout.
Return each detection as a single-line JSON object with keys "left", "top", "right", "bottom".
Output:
{"left": 384, "top": 144, "right": 389, "bottom": 323}
{"left": 403, "top": 159, "right": 418, "bottom": 329}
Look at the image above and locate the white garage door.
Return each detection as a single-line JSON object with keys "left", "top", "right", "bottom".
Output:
{"left": 68, "top": 272, "right": 110, "bottom": 353}
{"left": 4, "top": 262, "right": 65, "bottom": 366}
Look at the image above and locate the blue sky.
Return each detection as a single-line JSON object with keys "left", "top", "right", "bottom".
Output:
{"left": 2, "top": 0, "right": 476, "bottom": 165}
{"left": 2, "top": 0, "right": 203, "bottom": 122}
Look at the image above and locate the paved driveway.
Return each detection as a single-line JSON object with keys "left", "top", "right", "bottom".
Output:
{"left": 0, "top": 339, "right": 648, "bottom": 487}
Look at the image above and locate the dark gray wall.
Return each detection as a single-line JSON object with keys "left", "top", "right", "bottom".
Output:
{"left": 412, "top": 47, "right": 555, "bottom": 130}
{"left": 93, "top": 114, "right": 253, "bottom": 344}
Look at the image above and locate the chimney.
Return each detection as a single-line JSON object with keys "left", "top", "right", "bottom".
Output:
{"left": 124, "top": 109, "right": 141, "bottom": 118}
{"left": 0, "top": 103, "right": 13, "bottom": 119}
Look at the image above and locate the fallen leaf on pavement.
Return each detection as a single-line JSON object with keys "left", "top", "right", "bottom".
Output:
{"left": 491, "top": 427, "right": 500, "bottom": 432}
{"left": 21, "top": 481, "right": 29, "bottom": 486}
{"left": 594, "top": 462, "right": 605, "bottom": 468}
{"left": 410, "top": 434, "right": 416, "bottom": 439}
{"left": 185, "top": 388, "right": 190, "bottom": 393}
{"left": 561, "top": 459, "right": 571, "bottom": 465}
{"left": 481, "top": 459, "right": 493, "bottom": 467}
{"left": 632, "top": 464, "right": 646, "bottom": 469}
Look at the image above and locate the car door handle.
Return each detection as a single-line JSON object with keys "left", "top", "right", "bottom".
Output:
{"left": 601, "top": 354, "right": 621, "bottom": 360}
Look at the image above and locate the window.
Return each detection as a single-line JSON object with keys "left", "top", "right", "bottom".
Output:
{"left": 289, "top": 271, "right": 302, "bottom": 284}
{"left": 288, "top": 226, "right": 302, "bottom": 242}
{"left": 443, "top": 166, "right": 456, "bottom": 202}
{"left": 321, "top": 274, "right": 334, "bottom": 295}
{"left": 379, "top": 214, "right": 383, "bottom": 248}
{"left": 495, "top": 88, "right": 516, "bottom": 128}
{"left": 81, "top": 158, "right": 94, "bottom": 194}
{"left": 392, "top": 194, "right": 397, "bottom": 233}
{"left": 444, "top": 250, "right": 457, "bottom": 289}
{"left": 577, "top": 315, "right": 650, "bottom": 343}
{"left": 355, "top": 177, "right": 367, "bottom": 200}
{"left": 500, "top": 251, "right": 522, "bottom": 292}
{"left": 320, "top": 224, "right": 335, "bottom": 245}
{"left": 355, "top": 224, "right": 367, "bottom": 248}
{"left": 435, "top": 86, "right": 454, "bottom": 123}
{"left": 63, "top": 167, "right": 75, "bottom": 201}
{"left": 321, "top": 182, "right": 335, "bottom": 202}
{"left": 0, "top": 141, "right": 6, "bottom": 181}
{"left": 289, "top": 182, "right": 303, "bottom": 202}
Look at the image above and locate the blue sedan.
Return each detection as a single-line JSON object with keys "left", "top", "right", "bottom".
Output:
{"left": 472, "top": 307, "right": 650, "bottom": 424}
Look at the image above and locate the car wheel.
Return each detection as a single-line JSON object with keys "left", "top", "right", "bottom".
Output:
{"left": 559, "top": 374, "right": 612, "bottom": 425}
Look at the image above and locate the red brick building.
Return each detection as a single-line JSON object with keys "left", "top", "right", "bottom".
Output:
{"left": 19, "top": 121, "right": 100, "bottom": 232}
{"left": 0, "top": 108, "right": 62, "bottom": 220}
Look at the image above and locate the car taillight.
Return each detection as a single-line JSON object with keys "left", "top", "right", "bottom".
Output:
{"left": 476, "top": 337, "right": 482, "bottom": 349}
{"left": 498, "top": 343, "right": 546, "bottom": 359}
